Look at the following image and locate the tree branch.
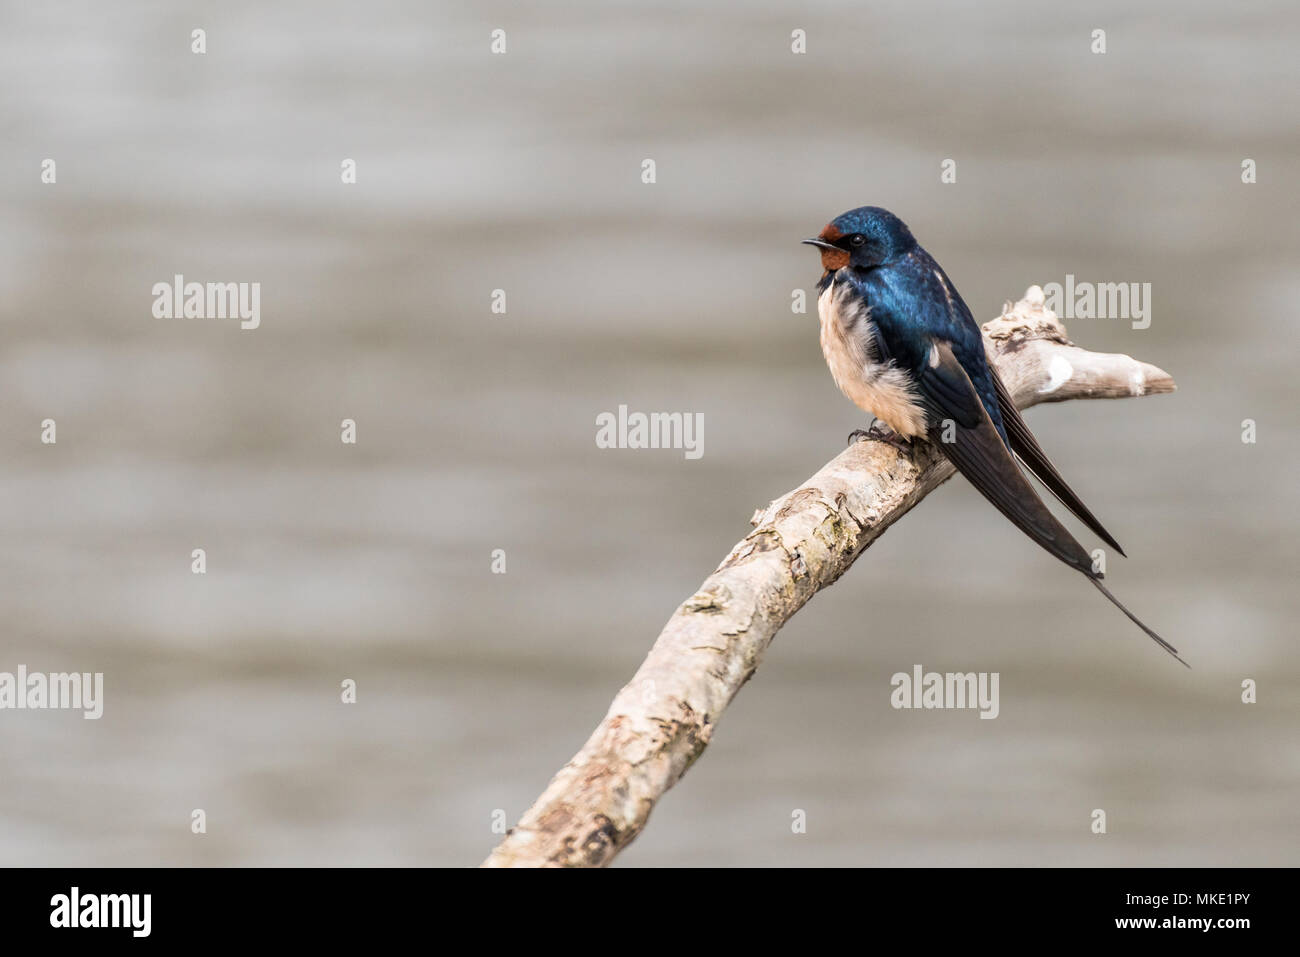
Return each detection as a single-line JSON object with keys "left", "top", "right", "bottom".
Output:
{"left": 482, "top": 286, "right": 1175, "bottom": 868}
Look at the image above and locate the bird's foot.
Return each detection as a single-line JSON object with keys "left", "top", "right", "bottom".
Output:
{"left": 847, "top": 420, "right": 912, "bottom": 454}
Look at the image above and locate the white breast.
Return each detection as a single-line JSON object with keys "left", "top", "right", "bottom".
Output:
{"left": 817, "top": 279, "right": 928, "bottom": 439}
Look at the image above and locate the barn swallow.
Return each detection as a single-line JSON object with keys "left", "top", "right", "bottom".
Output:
{"left": 803, "top": 206, "right": 1186, "bottom": 666}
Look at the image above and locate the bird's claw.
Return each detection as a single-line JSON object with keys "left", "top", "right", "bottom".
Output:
{"left": 847, "top": 420, "right": 912, "bottom": 454}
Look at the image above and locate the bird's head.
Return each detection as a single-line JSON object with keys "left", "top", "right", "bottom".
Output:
{"left": 802, "top": 206, "right": 917, "bottom": 271}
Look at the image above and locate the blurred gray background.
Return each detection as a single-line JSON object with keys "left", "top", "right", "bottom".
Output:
{"left": 0, "top": 0, "right": 1295, "bottom": 866}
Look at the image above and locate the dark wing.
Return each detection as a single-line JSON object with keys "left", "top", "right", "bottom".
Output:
{"left": 916, "top": 342, "right": 1186, "bottom": 665}
{"left": 916, "top": 341, "right": 1094, "bottom": 575}
{"left": 988, "top": 367, "right": 1127, "bottom": 556}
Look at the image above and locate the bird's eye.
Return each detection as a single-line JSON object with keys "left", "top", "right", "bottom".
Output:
{"left": 849, "top": 235, "right": 866, "bottom": 247}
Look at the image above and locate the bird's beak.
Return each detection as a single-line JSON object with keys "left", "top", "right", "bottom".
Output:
{"left": 803, "top": 237, "right": 851, "bottom": 272}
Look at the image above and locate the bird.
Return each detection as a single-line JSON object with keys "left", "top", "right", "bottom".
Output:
{"left": 801, "top": 205, "right": 1187, "bottom": 667}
